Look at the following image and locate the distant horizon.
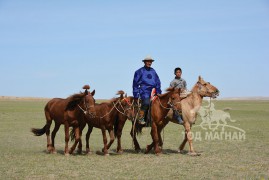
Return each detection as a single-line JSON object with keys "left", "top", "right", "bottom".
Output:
{"left": 1, "top": 95, "right": 269, "bottom": 101}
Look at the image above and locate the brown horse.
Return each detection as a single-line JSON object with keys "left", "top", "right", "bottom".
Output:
{"left": 70, "top": 91, "right": 134, "bottom": 155}
{"left": 133, "top": 76, "right": 219, "bottom": 155}
{"left": 131, "top": 87, "right": 183, "bottom": 154}
{"left": 31, "top": 85, "right": 96, "bottom": 155}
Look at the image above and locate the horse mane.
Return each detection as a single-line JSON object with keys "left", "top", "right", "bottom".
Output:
{"left": 65, "top": 92, "right": 85, "bottom": 111}
{"left": 157, "top": 87, "right": 177, "bottom": 98}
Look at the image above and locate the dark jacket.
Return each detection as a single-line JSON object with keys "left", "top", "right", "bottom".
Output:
{"left": 132, "top": 66, "right": 161, "bottom": 99}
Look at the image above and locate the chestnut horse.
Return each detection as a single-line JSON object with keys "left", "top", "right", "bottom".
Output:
{"left": 70, "top": 91, "right": 134, "bottom": 155}
{"left": 31, "top": 85, "right": 96, "bottom": 155}
{"left": 131, "top": 87, "right": 183, "bottom": 154}
{"left": 133, "top": 76, "right": 219, "bottom": 155}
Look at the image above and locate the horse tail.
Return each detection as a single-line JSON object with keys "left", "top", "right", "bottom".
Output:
{"left": 31, "top": 125, "right": 46, "bottom": 136}
{"left": 113, "top": 115, "right": 119, "bottom": 139}
{"left": 31, "top": 103, "right": 53, "bottom": 136}
{"left": 69, "top": 127, "right": 76, "bottom": 142}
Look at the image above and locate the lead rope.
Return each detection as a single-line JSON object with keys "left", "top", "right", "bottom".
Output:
{"left": 132, "top": 99, "right": 140, "bottom": 149}
{"left": 99, "top": 100, "right": 119, "bottom": 119}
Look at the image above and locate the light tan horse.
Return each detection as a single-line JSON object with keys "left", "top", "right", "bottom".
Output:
{"left": 143, "top": 76, "right": 219, "bottom": 155}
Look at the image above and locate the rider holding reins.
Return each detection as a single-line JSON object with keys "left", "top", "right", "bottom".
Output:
{"left": 132, "top": 55, "right": 162, "bottom": 125}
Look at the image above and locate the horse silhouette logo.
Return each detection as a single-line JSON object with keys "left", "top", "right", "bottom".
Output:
{"left": 197, "top": 100, "right": 244, "bottom": 133}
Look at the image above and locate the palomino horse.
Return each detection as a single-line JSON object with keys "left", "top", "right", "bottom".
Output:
{"left": 139, "top": 76, "right": 219, "bottom": 155}
{"left": 69, "top": 91, "right": 134, "bottom": 155}
{"left": 131, "top": 87, "right": 183, "bottom": 154}
{"left": 31, "top": 85, "right": 96, "bottom": 155}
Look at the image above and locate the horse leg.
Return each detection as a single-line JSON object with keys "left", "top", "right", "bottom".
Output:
{"left": 101, "top": 129, "right": 109, "bottom": 155}
{"left": 45, "top": 111, "right": 52, "bottom": 152}
{"left": 106, "top": 129, "right": 115, "bottom": 151}
{"left": 145, "top": 142, "right": 154, "bottom": 154}
{"left": 184, "top": 123, "right": 197, "bottom": 155}
{"left": 116, "top": 120, "right": 126, "bottom": 154}
{"left": 69, "top": 126, "right": 80, "bottom": 154}
{"left": 85, "top": 125, "right": 93, "bottom": 154}
{"left": 130, "top": 123, "right": 141, "bottom": 152}
{"left": 77, "top": 122, "right": 86, "bottom": 154}
{"left": 179, "top": 132, "right": 188, "bottom": 153}
{"left": 145, "top": 125, "right": 160, "bottom": 154}
{"left": 50, "top": 123, "right": 60, "bottom": 154}
{"left": 64, "top": 122, "right": 70, "bottom": 156}
{"left": 158, "top": 126, "right": 164, "bottom": 149}
{"left": 150, "top": 122, "right": 161, "bottom": 155}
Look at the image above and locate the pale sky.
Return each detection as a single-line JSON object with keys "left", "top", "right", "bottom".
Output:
{"left": 1, "top": 0, "right": 269, "bottom": 99}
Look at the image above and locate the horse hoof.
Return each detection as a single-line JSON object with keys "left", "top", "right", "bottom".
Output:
{"left": 64, "top": 153, "right": 70, "bottom": 156}
{"left": 135, "top": 149, "right": 141, "bottom": 153}
{"left": 50, "top": 149, "right": 57, "bottom": 154}
{"left": 117, "top": 150, "right": 123, "bottom": 154}
{"left": 77, "top": 149, "right": 82, "bottom": 154}
{"left": 86, "top": 151, "right": 93, "bottom": 155}
{"left": 104, "top": 153, "right": 110, "bottom": 156}
{"left": 188, "top": 152, "right": 201, "bottom": 156}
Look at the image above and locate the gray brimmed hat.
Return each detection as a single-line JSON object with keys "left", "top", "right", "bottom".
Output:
{"left": 142, "top": 55, "right": 154, "bottom": 62}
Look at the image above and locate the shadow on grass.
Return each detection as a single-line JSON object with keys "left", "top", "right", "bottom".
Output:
{"left": 41, "top": 149, "right": 202, "bottom": 156}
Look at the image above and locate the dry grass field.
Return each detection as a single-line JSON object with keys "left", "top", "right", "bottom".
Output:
{"left": 0, "top": 98, "right": 268, "bottom": 179}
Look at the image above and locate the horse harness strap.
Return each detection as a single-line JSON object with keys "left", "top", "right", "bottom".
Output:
{"left": 157, "top": 96, "right": 172, "bottom": 110}
{"left": 197, "top": 82, "right": 210, "bottom": 95}
{"left": 77, "top": 104, "right": 87, "bottom": 114}
{"left": 77, "top": 96, "right": 95, "bottom": 115}
{"left": 114, "top": 99, "right": 132, "bottom": 117}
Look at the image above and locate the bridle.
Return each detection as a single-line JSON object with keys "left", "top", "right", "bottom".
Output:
{"left": 156, "top": 93, "right": 182, "bottom": 113}
{"left": 77, "top": 95, "right": 95, "bottom": 116}
{"left": 197, "top": 82, "right": 218, "bottom": 98}
{"left": 113, "top": 98, "right": 133, "bottom": 117}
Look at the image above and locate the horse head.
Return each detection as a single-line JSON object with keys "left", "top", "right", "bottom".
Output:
{"left": 164, "top": 87, "right": 182, "bottom": 111}
{"left": 65, "top": 85, "right": 96, "bottom": 117}
{"left": 116, "top": 91, "right": 134, "bottom": 119}
{"left": 83, "top": 86, "right": 96, "bottom": 118}
{"left": 195, "top": 76, "right": 219, "bottom": 98}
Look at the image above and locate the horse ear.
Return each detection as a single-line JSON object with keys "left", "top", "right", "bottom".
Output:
{"left": 198, "top": 76, "right": 202, "bottom": 82}
{"left": 125, "top": 93, "right": 127, "bottom": 98}
{"left": 91, "top": 90, "right": 95, "bottom": 96}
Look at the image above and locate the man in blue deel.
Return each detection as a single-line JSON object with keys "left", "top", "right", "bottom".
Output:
{"left": 132, "top": 55, "right": 162, "bottom": 125}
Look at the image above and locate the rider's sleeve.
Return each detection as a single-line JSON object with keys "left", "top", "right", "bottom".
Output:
{"left": 132, "top": 70, "right": 141, "bottom": 98}
{"left": 183, "top": 80, "right": 187, "bottom": 89}
{"left": 169, "top": 80, "right": 175, "bottom": 88}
